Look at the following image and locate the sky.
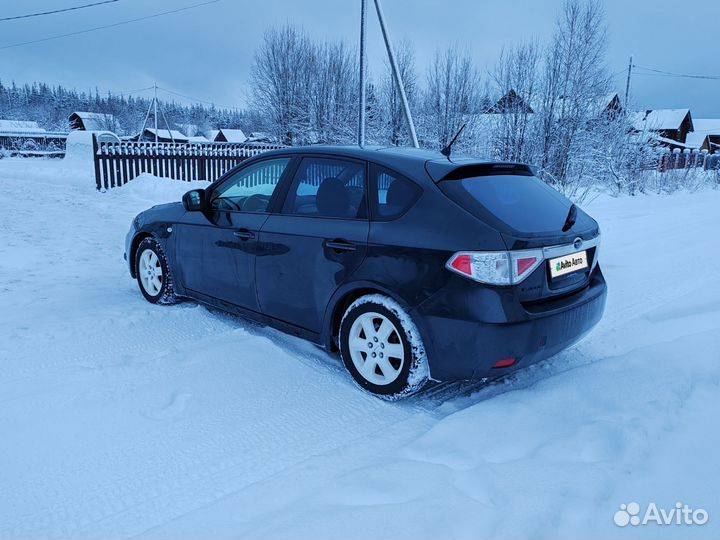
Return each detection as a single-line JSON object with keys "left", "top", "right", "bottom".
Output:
{"left": 0, "top": 0, "right": 718, "bottom": 117}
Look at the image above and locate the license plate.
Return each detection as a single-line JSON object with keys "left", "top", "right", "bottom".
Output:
{"left": 549, "top": 250, "right": 588, "bottom": 278}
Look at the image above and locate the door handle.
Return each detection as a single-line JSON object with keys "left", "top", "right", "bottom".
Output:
{"left": 324, "top": 239, "right": 357, "bottom": 252}
{"left": 233, "top": 229, "right": 255, "bottom": 240}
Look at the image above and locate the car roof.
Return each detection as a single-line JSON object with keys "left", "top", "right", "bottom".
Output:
{"left": 253, "top": 145, "right": 521, "bottom": 184}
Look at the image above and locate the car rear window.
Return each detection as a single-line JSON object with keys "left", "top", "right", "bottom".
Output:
{"left": 438, "top": 168, "right": 573, "bottom": 234}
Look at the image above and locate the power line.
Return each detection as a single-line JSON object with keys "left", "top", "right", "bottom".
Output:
{"left": 102, "top": 84, "right": 240, "bottom": 110}
{"left": 633, "top": 64, "right": 720, "bottom": 81}
{"left": 0, "top": 0, "right": 221, "bottom": 50}
{"left": 56, "top": 83, "right": 236, "bottom": 109}
{"left": 111, "top": 85, "right": 155, "bottom": 95}
{"left": 157, "top": 86, "right": 241, "bottom": 110}
{"left": 610, "top": 67, "right": 629, "bottom": 79}
{"left": 102, "top": 85, "right": 155, "bottom": 96}
{"left": 0, "top": 0, "right": 120, "bottom": 22}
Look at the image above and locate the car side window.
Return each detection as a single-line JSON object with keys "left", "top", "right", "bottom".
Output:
{"left": 372, "top": 166, "right": 421, "bottom": 220}
{"left": 211, "top": 157, "right": 291, "bottom": 212}
{"left": 282, "top": 157, "right": 366, "bottom": 219}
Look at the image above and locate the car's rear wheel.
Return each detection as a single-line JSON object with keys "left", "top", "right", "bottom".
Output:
{"left": 135, "top": 237, "right": 177, "bottom": 305}
{"left": 339, "top": 294, "right": 429, "bottom": 399}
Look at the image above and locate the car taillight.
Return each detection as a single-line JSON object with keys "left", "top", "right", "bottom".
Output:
{"left": 446, "top": 249, "right": 544, "bottom": 285}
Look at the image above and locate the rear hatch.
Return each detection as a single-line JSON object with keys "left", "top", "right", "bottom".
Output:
{"left": 429, "top": 161, "right": 599, "bottom": 302}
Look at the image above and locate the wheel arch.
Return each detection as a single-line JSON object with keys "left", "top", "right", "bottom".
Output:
{"left": 128, "top": 232, "right": 155, "bottom": 278}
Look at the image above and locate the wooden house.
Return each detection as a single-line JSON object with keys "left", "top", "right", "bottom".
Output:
{"left": 484, "top": 89, "right": 534, "bottom": 114}
{"left": 69, "top": 111, "right": 118, "bottom": 132}
{"left": 685, "top": 118, "right": 720, "bottom": 154}
{"left": 632, "top": 109, "right": 694, "bottom": 144}
{"left": 214, "top": 128, "right": 247, "bottom": 143}
{"left": 0, "top": 119, "right": 67, "bottom": 154}
{"left": 133, "top": 128, "right": 189, "bottom": 143}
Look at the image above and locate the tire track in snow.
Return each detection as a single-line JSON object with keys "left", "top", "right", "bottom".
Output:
{"left": 1, "top": 327, "right": 419, "bottom": 538}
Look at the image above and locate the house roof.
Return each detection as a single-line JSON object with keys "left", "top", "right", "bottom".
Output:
{"left": 602, "top": 92, "right": 619, "bottom": 105}
{"left": 245, "top": 132, "right": 274, "bottom": 143}
{"left": 142, "top": 128, "right": 189, "bottom": 142}
{"left": 596, "top": 92, "right": 622, "bottom": 114}
{"left": 187, "top": 135, "right": 210, "bottom": 143}
{"left": 685, "top": 133, "right": 708, "bottom": 149}
{"left": 71, "top": 111, "right": 113, "bottom": 121}
{"left": 632, "top": 108, "right": 692, "bottom": 131}
{"left": 69, "top": 111, "right": 117, "bottom": 131}
{"left": 485, "top": 89, "right": 534, "bottom": 114}
{"left": 685, "top": 118, "right": 720, "bottom": 149}
{"left": 654, "top": 135, "right": 696, "bottom": 150}
{"left": 0, "top": 119, "right": 45, "bottom": 135}
{"left": 215, "top": 128, "right": 247, "bottom": 143}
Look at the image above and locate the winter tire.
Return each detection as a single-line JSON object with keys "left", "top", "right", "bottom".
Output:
{"left": 339, "top": 294, "right": 429, "bottom": 399}
{"left": 135, "top": 237, "right": 177, "bottom": 305}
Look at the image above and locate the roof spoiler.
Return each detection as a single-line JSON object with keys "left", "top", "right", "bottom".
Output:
{"left": 425, "top": 161, "right": 536, "bottom": 182}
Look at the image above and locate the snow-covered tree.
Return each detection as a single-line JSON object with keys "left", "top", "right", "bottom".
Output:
{"left": 536, "top": 0, "right": 612, "bottom": 196}
{"left": 423, "top": 45, "right": 481, "bottom": 148}
{"left": 486, "top": 42, "right": 541, "bottom": 163}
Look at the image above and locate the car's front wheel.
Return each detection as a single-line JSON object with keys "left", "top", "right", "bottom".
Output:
{"left": 135, "top": 237, "right": 177, "bottom": 304}
{"left": 339, "top": 294, "right": 429, "bottom": 399}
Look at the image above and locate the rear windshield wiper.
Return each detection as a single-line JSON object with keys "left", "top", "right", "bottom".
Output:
{"left": 562, "top": 204, "right": 577, "bottom": 232}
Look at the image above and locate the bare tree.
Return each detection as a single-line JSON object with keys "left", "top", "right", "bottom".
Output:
{"left": 488, "top": 41, "right": 540, "bottom": 162}
{"left": 424, "top": 45, "right": 481, "bottom": 148}
{"left": 537, "top": 0, "right": 612, "bottom": 194}
{"left": 600, "top": 118, "right": 663, "bottom": 195}
{"left": 308, "top": 41, "right": 359, "bottom": 143}
{"left": 250, "top": 25, "right": 314, "bottom": 145}
{"left": 250, "top": 25, "right": 362, "bottom": 145}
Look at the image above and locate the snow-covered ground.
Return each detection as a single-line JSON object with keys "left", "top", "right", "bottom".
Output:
{"left": 0, "top": 157, "right": 718, "bottom": 539}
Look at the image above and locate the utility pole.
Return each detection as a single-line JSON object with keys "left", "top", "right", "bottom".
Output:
{"left": 137, "top": 85, "right": 175, "bottom": 144}
{"left": 153, "top": 83, "right": 159, "bottom": 143}
{"left": 358, "top": 0, "right": 367, "bottom": 146}
{"left": 624, "top": 55, "right": 633, "bottom": 108}
{"left": 373, "top": 0, "right": 418, "bottom": 148}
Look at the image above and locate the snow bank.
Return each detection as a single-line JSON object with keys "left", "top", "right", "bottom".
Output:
{"left": 63, "top": 130, "right": 96, "bottom": 163}
{"left": 0, "top": 155, "right": 93, "bottom": 186}
{"left": 106, "top": 173, "right": 209, "bottom": 205}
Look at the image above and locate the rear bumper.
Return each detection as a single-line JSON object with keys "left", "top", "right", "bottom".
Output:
{"left": 413, "top": 267, "right": 607, "bottom": 381}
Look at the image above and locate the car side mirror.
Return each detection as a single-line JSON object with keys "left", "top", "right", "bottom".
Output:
{"left": 182, "top": 189, "right": 206, "bottom": 211}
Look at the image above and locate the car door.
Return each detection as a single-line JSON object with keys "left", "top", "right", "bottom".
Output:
{"left": 255, "top": 156, "right": 369, "bottom": 333}
{"left": 175, "top": 156, "right": 293, "bottom": 311}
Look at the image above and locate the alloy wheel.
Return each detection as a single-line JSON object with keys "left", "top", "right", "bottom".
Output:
{"left": 348, "top": 312, "right": 405, "bottom": 385}
{"left": 138, "top": 248, "right": 163, "bottom": 296}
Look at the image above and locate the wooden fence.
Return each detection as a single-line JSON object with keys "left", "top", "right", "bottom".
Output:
{"left": 92, "top": 135, "right": 283, "bottom": 190}
{"left": 658, "top": 149, "right": 720, "bottom": 172}
{"left": 1, "top": 134, "right": 67, "bottom": 158}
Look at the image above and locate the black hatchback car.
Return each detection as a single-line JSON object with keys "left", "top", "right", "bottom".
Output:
{"left": 125, "top": 146, "right": 606, "bottom": 398}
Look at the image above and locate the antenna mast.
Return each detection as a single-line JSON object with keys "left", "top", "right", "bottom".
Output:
{"left": 358, "top": 0, "right": 367, "bottom": 146}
